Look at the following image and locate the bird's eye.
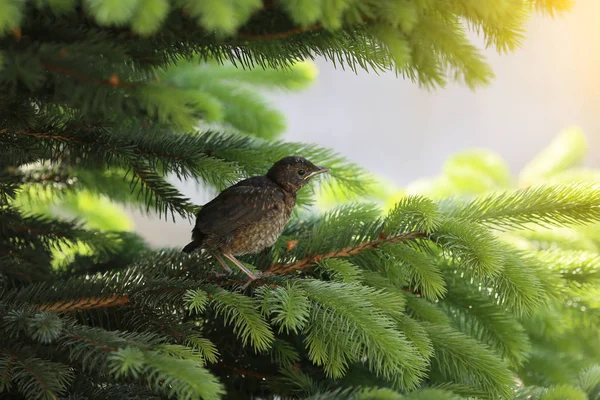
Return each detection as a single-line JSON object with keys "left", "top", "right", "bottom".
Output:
{"left": 298, "top": 169, "right": 306, "bottom": 176}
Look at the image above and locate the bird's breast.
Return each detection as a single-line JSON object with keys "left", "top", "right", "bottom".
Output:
{"left": 228, "top": 193, "right": 294, "bottom": 255}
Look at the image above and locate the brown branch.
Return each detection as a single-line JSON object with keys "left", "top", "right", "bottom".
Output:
{"left": 130, "top": 165, "right": 156, "bottom": 195}
{"left": 37, "top": 295, "right": 130, "bottom": 312}
{"left": 9, "top": 129, "right": 81, "bottom": 143}
{"left": 0, "top": 351, "right": 51, "bottom": 395}
{"left": 42, "top": 62, "right": 135, "bottom": 89}
{"left": 265, "top": 231, "right": 427, "bottom": 275}
{"left": 2, "top": 354, "right": 17, "bottom": 383}
{"left": 34, "top": 286, "right": 192, "bottom": 313}
{"left": 34, "top": 286, "right": 198, "bottom": 313}
{"left": 21, "top": 363, "right": 48, "bottom": 395}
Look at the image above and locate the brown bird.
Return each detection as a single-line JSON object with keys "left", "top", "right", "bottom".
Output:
{"left": 182, "top": 156, "right": 329, "bottom": 283}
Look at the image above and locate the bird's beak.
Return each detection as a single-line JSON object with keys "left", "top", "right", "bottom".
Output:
{"left": 307, "top": 166, "right": 330, "bottom": 178}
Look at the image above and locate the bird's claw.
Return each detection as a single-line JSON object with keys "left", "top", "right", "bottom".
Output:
{"left": 208, "top": 271, "right": 228, "bottom": 279}
{"left": 240, "top": 271, "right": 263, "bottom": 290}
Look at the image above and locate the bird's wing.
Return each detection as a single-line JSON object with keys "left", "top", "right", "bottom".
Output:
{"left": 194, "top": 184, "right": 286, "bottom": 238}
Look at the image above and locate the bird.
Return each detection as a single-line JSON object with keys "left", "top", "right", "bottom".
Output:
{"left": 182, "top": 156, "right": 329, "bottom": 284}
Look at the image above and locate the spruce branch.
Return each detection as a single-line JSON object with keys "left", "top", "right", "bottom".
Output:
{"left": 431, "top": 219, "right": 504, "bottom": 278}
{"left": 204, "top": 285, "right": 275, "bottom": 352}
{"left": 237, "top": 24, "right": 325, "bottom": 41}
{"left": 300, "top": 280, "right": 427, "bottom": 389}
{"left": 32, "top": 231, "right": 428, "bottom": 313}
{"left": 535, "top": 249, "right": 600, "bottom": 289}
{"left": 256, "top": 284, "right": 311, "bottom": 334}
{"left": 0, "top": 348, "right": 74, "bottom": 400}
{"left": 37, "top": 295, "right": 131, "bottom": 313}
{"left": 9, "top": 128, "right": 83, "bottom": 144}
{"left": 578, "top": 365, "right": 600, "bottom": 396}
{"left": 41, "top": 62, "right": 135, "bottom": 89}
{"left": 441, "top": 275, "right": 532, "bottom": 368}
{"left": 266, "top": 231, "right": 427, "bottom": 275}
{"left": 386, "top": 244, "right": 447, "bottom": 301}
{"left": 487, "top": 249, "right": 546, "bottom": 315}
{"left": 54, "top": 325, "right": 224, "bottom": 400}
{"left": 424, "top": 323, "right": 515, "bottom": 399}
{"left": 127, "top": 161, "right": 195, "bottom": 219}
{"left": 1, "top": 210, "right": 124, "bottom": 258}
{"left": 451, "top": 183, "right": 600, "bottom": 230}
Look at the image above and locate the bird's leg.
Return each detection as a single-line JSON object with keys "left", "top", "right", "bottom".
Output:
{"left": 212, "top": 252, "right": 233, "bottom": 274}
{"left": 222, "top": 253, "right": 263, "bottom": 285}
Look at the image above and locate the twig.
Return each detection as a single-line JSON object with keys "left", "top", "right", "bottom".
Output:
{"left": 1, "top": 355, "right": 17, "bottom": 384}
{"left": 42, "top": 63, "right": 135, "bottom": 89}
{"left": 9, "top": 129, "right": 81, "bottom": 143}
{"left": 37, "top": 295, "right": 130, "bottom": 312}
{"left": 265, "top": 231, "right": 426, "bottom": 275}
{"left": 21, "top": 363, "right": 48, "bottom": 394}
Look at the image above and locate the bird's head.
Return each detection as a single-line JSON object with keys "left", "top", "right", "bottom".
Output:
{"left": 267, "top": 156, "right": 330, "bottom": 193}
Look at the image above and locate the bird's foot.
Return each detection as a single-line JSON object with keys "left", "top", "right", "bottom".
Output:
{"left": 212, "top": 253, "right": 233, "bottom": 274}
{"left": 221, "top": 265, "right": 233, "bottom": 274}
{"left": 240, "top": 271, "right": 263, "bottom": 290}
{"left": 208, "top": 270, "right": 229, "bottom": 279}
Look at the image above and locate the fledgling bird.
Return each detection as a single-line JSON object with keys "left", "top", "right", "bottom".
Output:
{"left": 182, "top": 156, "right": 329, "bottom": 284}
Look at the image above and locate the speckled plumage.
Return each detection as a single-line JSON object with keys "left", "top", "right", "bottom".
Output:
{"left": 192, "top": 176, "right": 295, "bottom": 256}
{"left": 182, "top": 156, "right": 329, "bottom": 282}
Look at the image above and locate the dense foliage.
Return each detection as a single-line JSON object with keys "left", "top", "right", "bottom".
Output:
{"left": 3, "top": 1, "right": 599, "bottom": 400}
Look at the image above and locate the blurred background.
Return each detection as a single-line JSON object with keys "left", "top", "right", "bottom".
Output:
{"left": 131, "top": 0, "right": 600, "bottom": 248}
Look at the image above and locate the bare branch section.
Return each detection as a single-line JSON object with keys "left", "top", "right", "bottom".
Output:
{"left": 266, "top": 231, "right": 427, "bottom": 275}
{"left": 37, "top": 295, "right": 130, "bottom": 312}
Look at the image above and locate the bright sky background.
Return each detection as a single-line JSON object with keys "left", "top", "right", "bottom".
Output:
{"left": 270, "top": 0, "right": 600, "bottom": 185}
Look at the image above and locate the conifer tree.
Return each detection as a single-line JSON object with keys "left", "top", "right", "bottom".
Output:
{"left": 2, "top": 2, "right": 599, "bottom": 400}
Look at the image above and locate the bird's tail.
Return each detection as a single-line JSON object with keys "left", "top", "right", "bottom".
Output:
{"left": 182, "top": 233, "right": 205, "bottom": 254}
{"left": 182, "top": 241, "right": 200, "bottom": 253}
